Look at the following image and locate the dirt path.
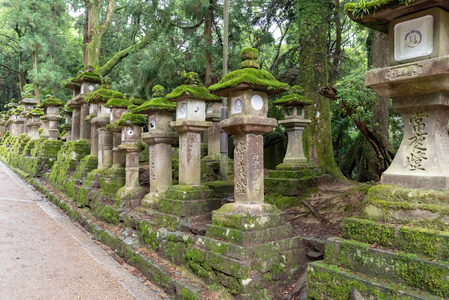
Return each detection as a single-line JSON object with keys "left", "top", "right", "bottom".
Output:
{"left": 0, "top": 161, "right": 168, "bottom": 300}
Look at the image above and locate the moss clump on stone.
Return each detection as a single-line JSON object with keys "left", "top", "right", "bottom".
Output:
{"left": 73, "top": 71, "right": 101, "bottom": 83}
{"left": 41, "top": 95, "right": 65, "bottom": 107}
{"left": 104, "top": 98, "right": 130, "bottom": 108}
{"left": 273, "top": 94, "right": 314, "bottom": 107}
{"left": 133, "top": 97, "right": 176, "bottom": 113}
{"left": 116, "top": 112, "right": 146, "bottom": 127}
{"left": 85, "top": 87, "right": 125, "bottom": 104}
{"left": 167, "top": 73, "right": 221, "bottom": 101}
{"left": 27, "top": 108, "right": 44, "bottom": 117}
{"left": 344, "top": 0, "right": 409, "bottom": 17}
{"left": 152, "top": 85, "right": 165, "bottom": 98}
{"left": 241, "top": 47, "right": 258, "bottom": 60}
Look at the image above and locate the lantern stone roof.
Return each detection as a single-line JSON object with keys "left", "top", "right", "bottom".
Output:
{"left": 166, "top": 72, "right": 221, "bottom": 102}
{"left": 41, "top": 95, "right": 65, "bottom": 107}
{"left": 85, "top": 85, "right": 125, "bottom": 104}
{"left": 71, "top": 70, "right": 102, "bottom": 84}
{"left": 344, "top": 0, "right": 449, "bottom": 33}
{"left": 273, "top": 86, "right": 314, "bottom": 107}
{"left": 209, "top": 48, "right": 289, "bottom": 97}
{"left": 63, "top": 106, "right": 73, "bottom": 114}
{"left": 27, "top": 108, "right": 44, "bottom": 117}
{"left": 20, "top": 94, "right": 37, "bottom": 105}
{"left": 133, "top": 85, "right": 176, "bottom": 113}
{"left": 105, "top": 98, "right": 130, "bottom": 109}
{"left": 115, "top": 112, "right": 146, "bottom": 127}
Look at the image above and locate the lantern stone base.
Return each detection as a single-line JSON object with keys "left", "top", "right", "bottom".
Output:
{"left": 265, "top": 164, "right": 326, "bottom": 197}
{"left": 307, "top": 185, "right": 449, "bottom": 299}
{"left": 188, "top": 203, "right": 303, "bottom": 297}
{"left": 115, "top": 185, "right": 146, "bottom": 208}
{"left": 146, "top": 184, "right": 222, "bottom": 232}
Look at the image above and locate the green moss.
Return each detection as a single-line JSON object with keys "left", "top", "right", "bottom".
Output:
{"left": 209, "top": 68, "right": 288, "bottom": 94}
{"left": 344, "top": 0, "right": 409, "bottom": 17}
{"left": 181, "top": 288, "right": 198, "bottom": 300}
{"left": 73, "top": 71, "right": 101, "bottom": 83}
{"left": 240, "top": 47, "right": 258, "bottom": 60}
{"left": 41, "top": 95, "right": 65, "bottom": 107}
{"left": 116, "top": 112, "right": 146, "bottom": 126}
{"left": 100, "top": 206, "right": 119, "bottom": 224}
{"left": 141, "top": 223, "right": 159, "bottom": 251}
{"left": 166, "top": 85, "right": 220, "bottom": 101}
{"left": 104, "top": 98, "right": 130, "bottom": 108}
{"left": 152, "top": 85, "right": 165, "bottom": 98}
{"left": 132, "top": 97, "right": 176, "bottom": 113}
{"left": 273, "top": 94, "right": 313, "bottom": 106}
{"left": 85, "top": 87, "right": 125, "bottom": 104}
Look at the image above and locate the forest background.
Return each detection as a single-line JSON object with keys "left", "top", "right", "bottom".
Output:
{"left": 0, "top": 0, "right": 403, "bottom": 182}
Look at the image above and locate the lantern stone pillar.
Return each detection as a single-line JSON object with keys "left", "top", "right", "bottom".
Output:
{"left": 62, "top": 106, "right": 73, "bottom": 142}
{"left": 41, "top": 95, "right": 64, "bottom": 140}
{"left": 115, "top": 113, "right": 146, "bottom": 208}
{"left": 66, "top": 82, "right": 81, "bottom": 140}
{"left": 202, "top": 102, "right": 222, "bottom": 163}
{"left": 134, "top": 85, "right": 178, "bottom": 205}
{"left": 20, "top": 95, "right": 37, "bottom": 135}
{"left": 27, "top": 109, "right": 44, "bottom": 141}
{"left": 189, "top": 48, "right": 301, "bottom": 297}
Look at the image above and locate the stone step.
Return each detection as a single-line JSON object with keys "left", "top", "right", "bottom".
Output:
{"left": 205, "top": 224, "right": 294, "bottom": 247}
{"left": 308, "top": 261, "right": 441, "bottom": 300}
{"left": 267, "top": 167, "right": 322, "bottom": 179}
{"left": 342, "top": 217, "right": 449, "bottom": 262}
{"left": 363, "top": 199, "right": 449, "bottom": 231}
{"left": 264, "top": 177, "right": 316, "bottom": 196}
{"left": 325, "top": 237, "right": 449, "bottom": 297}
{"left": 366, "top": 184, "right": 449, "bottom": 206}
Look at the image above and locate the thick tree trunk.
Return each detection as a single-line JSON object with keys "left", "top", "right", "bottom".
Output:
{"left": 298, "top": 0, "right": 345, "bottom": 180}
{"left": 32, "top": 50, "right": 40, "bottom": 104}
{"left": 355, "top": 30, "right": 391, "bottom": 181}
{"left": 204, "top": 0, "right": 213, "bottom": 86}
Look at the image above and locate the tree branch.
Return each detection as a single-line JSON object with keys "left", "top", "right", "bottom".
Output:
{"left": 100, "top": 0, "right": 115, "bottom": 35}
{"left": 0, "top": 63, "right": 19, "bottom": 73}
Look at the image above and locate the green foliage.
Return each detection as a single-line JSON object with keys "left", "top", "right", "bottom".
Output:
{"left": 335, "top": 73, "right": 378, "bottom": 129}
{"left": 345, "top": 0, "right": 410, "bottom": 18}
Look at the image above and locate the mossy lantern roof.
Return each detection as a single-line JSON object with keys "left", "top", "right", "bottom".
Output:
{"left": 273, "top": 86, "right": 313, "bottom": 108}
{"left": 5, "top": 100, "right": 18, "bottom": 109}
{"left": 344, "top": 0, "right": 449, "bottom": 33}
{"left": 27, "top": 108, "right": 44, "bottom": 117}
{"left": 115, "top": 112, "right": 146, "bottom": 127}
{"left": 20, "top": 94, "right": 37, "bottom": 105}
{"left": 166, "top": 72, "right": 221, "bottom": 102}
{"left": 71, "top": 70, "right": 102, "bottom": 84}
{"left": 41, "top": 95, "right": 65, "bottom": 107}
{"left": 133, "top": 85, "right": 176, "bottom": 114}
{"left": 63, "top": 106, "right": 73, "bottom": 114}
{"left": 85, "top": 85, "right": 126, "bottom": 104}
{"left": 209, "top": 48, "right": 289, "bottom": 97}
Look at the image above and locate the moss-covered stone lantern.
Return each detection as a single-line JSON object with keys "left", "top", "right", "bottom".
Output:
{"left": 167, "top": 72, "right": 220, "bottom": 185}
{"left": 66, "top": 80, "right": 81, "bottom": 140}
{"left": 203, "top": 97, "right": 223, "bottom": 162}
{"left": 61, "top": 106, "right": 73, "bottom": 142}
{"left": 71, "top": 70, "right": 102, "bottom": 141}
{"left": 308, "top": 2, "right": 449, "bottom": 299}
{"left": 134, "top": 85, "right": 178, "bottom": 204}
{"left": 115, "top": 112, "right": 146, "bottom": 208}
{"left": 189, "top": 48, "right": 301, "bottom": 297}
{"left": 0, "top": 113, "right": 7, "bottom": 137}
{"left": 105, "top": 97, "right": 129, "bottom": 168}
{"left": 273, "top": 86, "right": 313, "bottom": 168}
{"left": 85, "top": 81, "right": 124, "bottom": 169}
{"left": 14, "top": 105, "right": 25, "bottom": 135}
{"left": 27, "top": 108, "right": 44, "bottom": 141}
{"left": 40, "top": 95, "right": 64, "bottom": 140}
{"left": 20, "top": 95, "right": 37, "bottom": 135}
{"left": 6, "top": 99, "right": 19, "bottom": 136}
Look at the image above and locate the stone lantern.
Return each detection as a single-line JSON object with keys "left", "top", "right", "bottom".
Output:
{"left": 0, "top": 113, "right": 6, "bottom": 137}
{"left": 27, "top": 108, "right": 44, "bottom": 141}
{"left": 202, "top": 99, "right": 223, "bottom": 162}
{"left": 14, "top": 106, "right": 25, "bottom": 135}
{"left": 85, "top": 82, "right": 124, "bottom": 169}
{"left": 167, "top": 72, "right": 220, "bottom": 185}
{"left": 273, "top": 86, "right": 313, "bottom": 168}
{"left": 5, "top": 100, "right": 19, "bottom": 136}
{"left": 20, "top": 95, "right": 37, "bottom": 135}
{"left": 66, "top": 81, "right": 81, "bottom": 140}
{"left": 105, "top": 97, "right": 129, "bottom": 168}
{"left": 134, "top": 85, "right": 178, "bottom": 204}
{"left": 70, "top": 70, "right": 102, "bottom": 141}
{"left": 307, "top": 2, "right": 449, "bottom": 299}
{"left": 190, "top": 48, "right": 300, "bottom": 296}
{"left": 115, "top": 112, "right": 147, "bottom": 208}
{"left": 41, "top": 95, "right": 64, "bottom": 140}
{"left": 61, "top": 106, "right": 73, "bottom": 142}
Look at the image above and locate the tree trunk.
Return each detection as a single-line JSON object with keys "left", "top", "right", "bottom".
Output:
{"left": 204, "top": 0, "right": 213, "bottom": 86}
{"left": 329, "top": 0, "right": 341, "bottom": 86}
{"left": 355, "top": 30, "right": 390, "bottom": 181}
{"left": 297, "top": 0, "right": 345, "bottom": 180}
{"left": 32, "top": 50, "right": 40, "bottom": 104}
